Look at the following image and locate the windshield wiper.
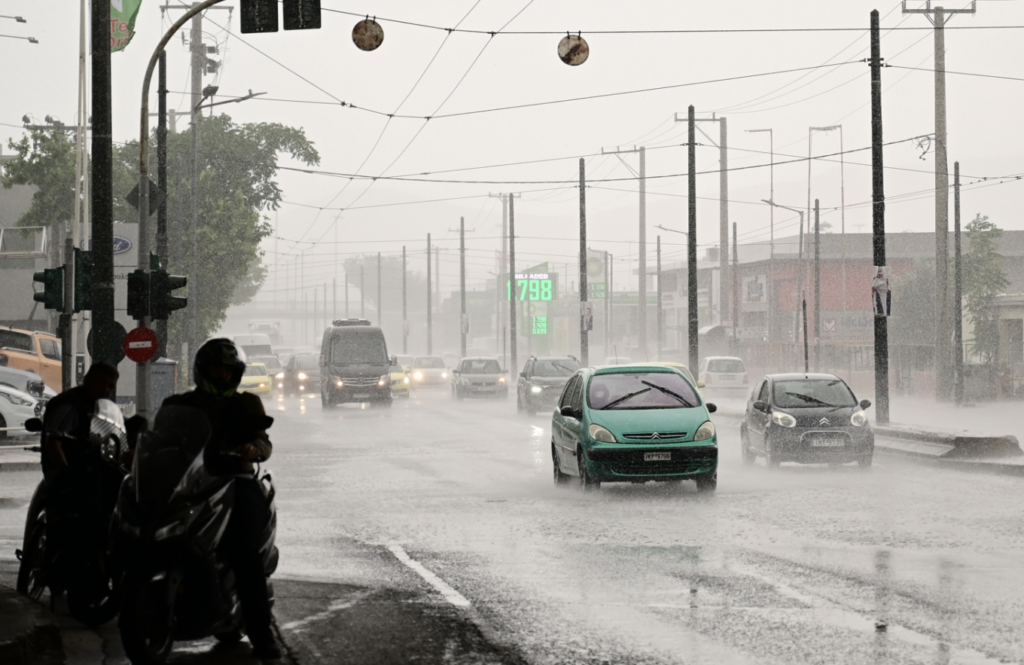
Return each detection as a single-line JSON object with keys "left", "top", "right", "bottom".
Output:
{"left": 552, "top": 362, "right": 576, "bottom": 373}
{"left": 601, "top": 388, "right": 651, "bottom": 410}
{"left": 641, "top": 380, "right": 695, "bottom": 407}
{"left": 785, "top": 392, "right": 836, "bottom": 407}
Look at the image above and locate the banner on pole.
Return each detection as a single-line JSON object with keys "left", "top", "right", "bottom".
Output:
{"left": 872, "top": 266, "right": 891, "bottom": 317}
{"left": 111, "top": 0, "right": 144, "bottom": 52}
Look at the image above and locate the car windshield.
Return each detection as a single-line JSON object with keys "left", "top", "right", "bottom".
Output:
{"left": 772, "top": 379, "right": 857, "bottom": 408}
{"left": 244, "top": 365, "right": 268, "bottom": 376}
{"left": 0, "top": 330, "right": 33, "bottom": 352}
{"left": 415, "top": 357, "right": 446, "bottom": 369}
{"left": 707, "top": 358, "right": 745, "bottom": 373}
{"left": 295, "top": 355, "right": 319, "bottom": 370}
{"left": 588, "top": 371, "right": 700, "bottom": 410}
{"left": 460, "top": 359, "right": 501, "bottom": 374}
{"left": 252, "top": 356, "right": 281, "bottom": 371}
{"left": 533, "top": 359, "right": 581, "bottom": 377}
{"left": 330, "top": 332, "right": 387, "bottom": 364}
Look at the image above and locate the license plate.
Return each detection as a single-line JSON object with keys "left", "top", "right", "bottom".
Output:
{"left": 354, "top": 393, "right": 370, "bottom": 399}
{"left": 644, "top": 452, "right": 671, "bottom": 461}
{"left": 810, "top": 439, "right": 845, "bottom": 447}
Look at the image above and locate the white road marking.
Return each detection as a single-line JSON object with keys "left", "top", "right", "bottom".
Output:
{"left": 280, "top": 591, "right": 373, "bottom": 633}
{"left": 388, "top": 544, "right": 471, "bottom": 608}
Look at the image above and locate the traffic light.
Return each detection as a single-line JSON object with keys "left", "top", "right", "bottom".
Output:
{"left": 73, "top": 249, "right": 95, "bottom": 313}
{"left": 283, "top": 0, "right": 321, "bottom": 30}
{"left": 150, "top": 270, "right": 187, "bottom": 320}
{"left": 127, "top": 269, "right": 150, "bottom": 319}
{"left": 240, "top": 0, "right": 278, "bottom": 33}
{"left": 32, "top": 267, "right": 64, "bottom": 311}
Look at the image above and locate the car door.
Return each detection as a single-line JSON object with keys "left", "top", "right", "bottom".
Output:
{"left": 518, "top": 358, "right": 532, "bottom": 401}
{"left": 562, "top": 375, "right": 586, "bottom": 471}
{"left": 749, "top": 379, "right": 770, "bottom": 450}
{"left": 36, "top": 337, "right": 62, "bottom": 390}
{"left": 552, "top": 374, "right": 579, "bottom": 470}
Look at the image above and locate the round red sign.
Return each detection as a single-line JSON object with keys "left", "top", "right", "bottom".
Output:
{"left": 123, "top": 327, "right": 158, "bottom": 363}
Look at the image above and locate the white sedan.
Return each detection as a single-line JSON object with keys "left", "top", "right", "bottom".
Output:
{"left": 0, "top": 383, "right": 41, "bottom": 439}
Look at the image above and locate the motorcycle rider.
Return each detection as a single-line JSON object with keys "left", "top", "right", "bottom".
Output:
{"left": 161, "top": 338, "right": 281, "bottom": 660}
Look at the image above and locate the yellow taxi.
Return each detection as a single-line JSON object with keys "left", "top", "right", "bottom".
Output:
{"left": 239, "top": 362, "right": 273, "bottom": 398}
{"left": 390, "top": 358, "right": 411, "bottom": 399}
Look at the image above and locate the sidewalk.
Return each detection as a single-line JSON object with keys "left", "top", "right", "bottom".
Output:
{"left": 883, "top": 395, "right": 1024, "bottom": 439}
{"left": 0, "top": 446, "right": 39, "bottom": 472}
{"left": 0, "top": 586, "right": 62, "bottom": 664}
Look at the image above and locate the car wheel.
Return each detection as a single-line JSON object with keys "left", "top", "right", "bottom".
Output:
{"left": 577, "top": 448, "right": 600, "bottom": 491}
{"left": 552, "top": 444, "right": 570, "bottom": 487}
{"left": 764, "top": 437, "right": 781, "bottom": 469}
{"left": 740, "top": 428, "right": 756, "bottom": 466}
{"left": 695, "top": 472, "right": 717, "bottom": 494}
{"left": 858, "top": 455, "right": 873, "bottom": 469}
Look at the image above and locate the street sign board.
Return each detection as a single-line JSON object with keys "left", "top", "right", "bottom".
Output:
{"left": 124, "top": 327, "right": 158, "bottom": 363}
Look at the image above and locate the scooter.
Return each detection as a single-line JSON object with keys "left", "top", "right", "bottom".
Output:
{"left": 15, "top": 400, "right": 132, "bottom": 626}
{"left": 113, "top": 404, "right": 278, "bottom": 664}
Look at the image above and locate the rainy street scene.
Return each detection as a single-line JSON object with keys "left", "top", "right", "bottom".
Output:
{"left": 2, "top": 2, "right": 1024, "bottom": 664}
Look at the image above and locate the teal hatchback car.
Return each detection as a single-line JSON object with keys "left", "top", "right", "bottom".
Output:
{"left": 551, "top": 365, "right": 718, "bottom": 493}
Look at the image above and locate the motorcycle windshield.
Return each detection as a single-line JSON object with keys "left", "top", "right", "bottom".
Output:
{"left": 90, "top": 399, "right": 128, "bottom": 461}
{"left": 134, "top": 405, "right": 212, "bottom": 507}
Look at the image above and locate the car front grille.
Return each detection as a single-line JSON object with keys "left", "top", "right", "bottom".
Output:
{"left": 622, "top": 432, "right": 688, "bottom": 441}
{"left": 343, "top": 377, "right": 379, "bottom": 386}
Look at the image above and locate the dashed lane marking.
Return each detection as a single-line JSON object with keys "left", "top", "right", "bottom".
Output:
{"left": 388, "top": 544, "right": 472, "bottom": 608}
{"left": 280, "top": 590, "right": 373, "bottom": 633}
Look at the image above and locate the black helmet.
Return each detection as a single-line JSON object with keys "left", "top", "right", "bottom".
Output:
{"left": 193, "top": 338, "right": 247, "bottom": 397}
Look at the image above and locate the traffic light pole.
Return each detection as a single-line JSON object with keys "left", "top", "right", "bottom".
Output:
{"left": 156, "top": 49, "right": 169, "bottom": 360}
{"left": 135, "top": 0, "right": 224, "bottom": 420}
{"left": 579, "top": 158, "right": 588, "bottom": 368}
{"left": 60, "top": 237, "right": 74, "bottom": 391}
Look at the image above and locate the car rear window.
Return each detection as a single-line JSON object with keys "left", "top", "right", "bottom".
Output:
{"left": 0, "top": 330, "right": 33, "bottom": 353}
{"left": 773, "top": 379, "right": 856, "bottom": 408}
{"left": 415, "top": 357, "right": 446, "bottom": 369}
{"left": 244, "top": 365, "right": 268, "bottom": 376}
{"left": 534, "top": 359, "right": 580, "bottom": 377}
{"left": 588, "top": 371, "right": 700, "bottom": 410}
{"left": 707, "top": 358, "right": 745, "bottom": 373}
{"left": 461, "top": 359, "right": 501, "bottom": 374}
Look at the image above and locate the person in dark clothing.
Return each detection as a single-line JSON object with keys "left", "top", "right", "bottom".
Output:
{"left": 162, "top": 338, "right": 281, "bottom": 660}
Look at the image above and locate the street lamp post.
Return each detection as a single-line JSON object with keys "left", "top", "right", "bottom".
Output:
{"left": 746, "top": 128, "right": 774, "bottom": 344}
{"left": 763, "top": 200, "right": 805, "bottom": 369}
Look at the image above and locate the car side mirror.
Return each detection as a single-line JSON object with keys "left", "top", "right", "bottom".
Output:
{"left": 753, "top": 400, "right": 768, "bottom": 413}
{"left": 706, "top": 403, "right": 717, "bottom": 414}
{"left": 391, "top": 355, "right": 398, "bottom": 366}
{"left": 24, "top": 417, "right": 42, "bottom": 433}
{"left": 697, "top": 381, "right": 706, "bottom": 389}
{"left": 860, "top": 399, "right": 872, "bottom": 410}
{"left": 559, "top": 405, "right": 577, "bottom": 418}
{"left": 520, "top": 371, "right": 527, "bottom": 378}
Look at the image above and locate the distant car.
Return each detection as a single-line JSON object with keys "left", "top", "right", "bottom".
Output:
{"left": 411, "top": 356, "right": 448, "bottom": 387}
{"left": 239, "top": 363, "right": 273, "bottom": 398}
{"left": 250, "top": 355, "right": 282, "bottom": 373}
{"left": 740, "top": 373, "right": 874, "bottom": 469}
{"left": 0, "top": 365, "right": 53, "bottom": 404}
{"left": 516, "top": 356, "right": 581, "bottom": 414}
{"left": 698, "top": 356, "right": 748, "bottom": 391}
{"left": 603, "top": 355, "right": 633, "bottom": 366}
{"left": 390, "top": 358, "right": 411, "bottom": 399}
{"left": 451, "top": 357, "right": 508, "bottom": 400}
{"left": 0, "top": 383, "right": 42, "bottom": 439}
{"left": 319, "top": 320, "right": 393, "bottom": 408}
{"left": 551, "top": 364, "right": 718, "bottom": 492}
{"left": 281, "top": 353, "right": 320, "bottom": 396}
{"left": 395, "top": 355, "right": 415, "bottom": 372}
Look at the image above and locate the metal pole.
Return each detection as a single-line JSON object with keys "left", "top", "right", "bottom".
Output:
{"left": 156, "top": 50, "right": 168, "bottom": 360}
{"left": 609, "top": 252, "right": 614, "bottom": 353}
{"left": 61, "top": 237, "right": 73, "bottom": 391}
{"left": 638, "top": 147, "right": 647, "bottom": 359}
{"left": 934, "top": 6, "right": 952, "bottom": 401}
{"left": 814, "top": 199, "right": 821, "bottom": 372}
{"left": 687, "top": 106, "right": 699, "bottom": 370}
{"left": 360, "top": 263, "right": 365, "bottom": 318}
{"left": 402, "top": 245, "right": 407, "bottom": 354}
{"left": 795, "top": 212, "right": 804, "bottom": 351}
{"left": 871, "top": 9, "right": 890, "bottom": 423}
{"left": 427, "top": 234, "right": 433, "bottom": 355}
{"left": 604, "top": 250, "right": 610, "bottom": 355}
{"left": 377, "top": 252, "right": 382, "bottom": 327}
{"left": 460, "top": 217, "right": 467, "bottom": 358}
{"left": 732, "top": 221, "right": 739, "bottom": 355}
{"left": 802, "top": 299, "right": 810, "bottom": 373}
{"left": 332, "top": 278, "right": 336, "bottom": 324}
{"left": 188, "top": 6, "right": 204, "bottom": 377}
{"left": 579, "top": 158, "right": 589, "bottom": 367}
{"left": 954, "top": 161, "right": 964, "bottom": 405}
{"left": 656, "top": 236, "right": 662, "bottom": 360}
{"left": 719, "top": 118, "right": 729, "bottom": 328}
{"left": 509, "top": 198, "right": 517, "bottom": 375}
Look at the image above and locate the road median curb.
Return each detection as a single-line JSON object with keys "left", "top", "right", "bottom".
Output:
{"left": 0, "top": 586, "right": 62, "bottom": 665}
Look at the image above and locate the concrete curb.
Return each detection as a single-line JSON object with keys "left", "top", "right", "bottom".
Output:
{"left": 0, "top": 586, "right": 62, "bottom": 665}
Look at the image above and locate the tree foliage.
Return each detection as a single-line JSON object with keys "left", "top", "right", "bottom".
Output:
{"left": 2, "top": 129, "right": 80, "bottom": 229}
{"left": 963, "top": 214, "right": 1009, "bottom": 364}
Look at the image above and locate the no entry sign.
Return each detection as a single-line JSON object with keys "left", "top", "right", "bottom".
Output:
{"left": 123, "top": 327, "right": 158, "bottom": 363}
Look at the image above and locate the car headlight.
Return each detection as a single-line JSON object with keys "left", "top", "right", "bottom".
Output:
{"left": 772, "top": 411, "right": 797, "bottom": 428}
{"left": 298, "top": 372, "right": 307, "bottom": 380}
{"left": 414, "top": 371, "right": 423, "bottom": 380}
{"left": 588, "top": 424, "right": 616, "bottom": 443}
{"left": 404, "top": 377, "right": 409, "bottom": 384}
{"left": 378, "top": 374, "right": 389, "bottom": 387}
{"left": 498, "top": 377, "right": 505, "bottom": 383}
{"left": 442, "top": 372, "right": 448, "bottom": 379}
{"left": 0, "top": 391, "right": 33, "bottom": 407}
{"left": 258, "top": 383, "right": 266, "bottom": 388}
{"left": 336, "top": 379, "right": 344, "bottom": 387}
{"left": 851, "top": 410, "right": 868, "bottom": 427}
{"left": 276, "top": 372, "right": 285, "bottom": 379}
{"left": 530, "top": 385, "right": 542, "bottom": 394}
{"left": 693, "top": 421, "right": 716, "bottom": 441}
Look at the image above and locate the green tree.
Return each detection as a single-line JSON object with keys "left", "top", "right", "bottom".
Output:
{"left": 1, "top": 129, "right": 79, "bottom": 229}
{"left": 962, "top": 214, "right": 1009, "bottom": 364}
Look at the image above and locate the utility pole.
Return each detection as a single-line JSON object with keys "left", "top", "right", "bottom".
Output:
{"left": 156, "top": 50, "right": 169, "bottom": 360}
{"left": 188, "top": 5, "right": 202, "bottom": 367}
{"left": 377, "top": 252, "right": 381, "bottom": 327}
{"left": 687, "top": 106, "right": 699, "bottom": 370}
{"left": 903, "top": 0, "right": 975, "bottom": 401}
{"left": 360, "top": 263, "right": 364, "bottom": 318}
{"left": 579, "top": 159, "right": 589, "bottom": 367}
{"left": 656, "top": 235, "right": 662, "bottom": 360}
{"left": 677, "top": 112, "right": 729, "bottom": 327}
{"left": 609, "top": 252, "right": 614, "bottom": 354}
{"left": 427, "top": 234, "right": 433, "bottom": 355}
{"left": 953, "top": 161, "right": 964, "bottom": 405}
{"left": 871, "top": 9, "right": 891, "bottom": 423}
{"left": 509, "top": 196, "right": 518, "bottom": 376}
{"left": 604, "top": 250, "right": 610, "bottom": 354}
{"left": 402, "top": 245, "right": 407, "bottom": 354}
{"left": 489, "top": 192, "right": 520, "bottom": 364}
{"left": 332, "top": 278, "right": 336, "bottom": 323}
{"left": 814, "top": 199, "right": 821, "bottom": 372}
{"left": 747, "top": 127, "right": 774, "bottom": 345}
{"left": 732, "top": 221, "right": 739, "bottom": 355}
{"left": 459, "top": 218, "right": 467, "bottom": 357}
{"left": 763, "top": 200, "right": 804, "bottom": 357}
{"left": 90, "top": 0, "right": 116, "bottom": 372}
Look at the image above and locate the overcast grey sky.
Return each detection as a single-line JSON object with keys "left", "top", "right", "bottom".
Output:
{"left": 3, "top": 1, "right": 1024, "bottom": 295}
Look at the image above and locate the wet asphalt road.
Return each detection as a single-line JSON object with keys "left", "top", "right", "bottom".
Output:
{"left": 2, "top": 387, "right": 1024, "bottom": 664}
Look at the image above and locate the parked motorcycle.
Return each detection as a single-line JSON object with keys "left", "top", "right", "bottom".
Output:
{"left": 15, "top": 399, "right": 130, "bottom": 626}
{"left": 113, "top": 405, "right": 278, "bottom": 664}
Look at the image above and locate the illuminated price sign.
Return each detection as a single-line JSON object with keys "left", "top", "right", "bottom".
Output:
{"left": 532, "top": 316, "right": 548, "bottom": 335}
{"left": 507, "top": 272, "right": 556, "bottom": 301}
